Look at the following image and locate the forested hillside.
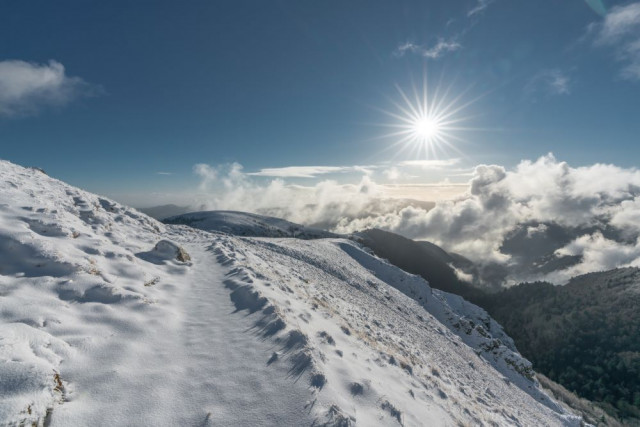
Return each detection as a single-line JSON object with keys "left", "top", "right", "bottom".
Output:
{"left": 358, "top": 229, "right": 640, "bottom": 423}
{"left": 484, "top": 269, "right": 640, "bottom": 421}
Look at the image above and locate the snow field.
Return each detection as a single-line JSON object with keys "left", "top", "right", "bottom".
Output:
{"left": 0, "top": 160, "right": 582, "bottom": 426}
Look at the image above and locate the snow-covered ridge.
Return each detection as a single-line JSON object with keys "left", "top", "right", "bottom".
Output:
{"left": 215, "top": 236, "right": 581, "bottom": 425}
{"left": 165, "top": 210, "right": 338, "bottom": 239}
{"left": 0, "top": 159, "right": 580, "bottom": 426}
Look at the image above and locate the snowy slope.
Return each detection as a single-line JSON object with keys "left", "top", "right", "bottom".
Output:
{"left": 165, "top": 210, "right": 338, "bottom": 239}
{"left": 0, "top": 160, "right": 581, "bottom": 426}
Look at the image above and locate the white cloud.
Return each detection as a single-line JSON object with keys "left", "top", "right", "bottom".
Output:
{"left": 381, "top": 183, "right": 469, "bottom": 202}
{"left": 380, "top": 160, "right": 461, "bottom": 183}
{"left": 452, "top": 265, "right": 474, "bottom": 283}
{"left": 395, "top": 1, "right": 495, "bottom": 60}
{"left": 332, "top": 154, "right": 640, "bottom": 285}
{"left": 610, "top": 198, "right": 640, "bottom": 235}
{"left": 156, "top": 172, "right": 174, "bottom": 176}
{"left": 399, "top": 159, "right": 461, "bottom": 168}
{"left": 191, "top": 162, "right": 394, "bottom": 228}
{"left": 383, "top": 167, "right": 402, "bottom": 181}
{"left": 526, "top": 223, "right": 548, "bottom": 238}
{"left": 193, "top": 163, "right": 221, "bottom": 190}
{"left": 248, "top": 166, "right": 359, "bottom": 178}
{"left": 525, "top": 69, "right": 571, "bottom": 98}
{"left": 549, "top": 72, "right": 571, "bottom": 94}
{"left": 550, "top": 232, "right": 640, "bottom": 282}
{"left": 468, "top": 0, "right": 495, "bottom": 17}
{"left": 394, "top": 39, "right": 461, "bottom": 59}
{"left": 597, "top": 3, "right": 640, "bottom": 43}
{"left": 593, "top": 2, "right": 640, "bottom": 80}
{"left": 0, "top": 59, "right": 99, "bottom": 117}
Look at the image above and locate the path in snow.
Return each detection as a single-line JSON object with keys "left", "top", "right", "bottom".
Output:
{"left": 175, "top": 241, "right": 313, "bottom": 426}
{"left": 52, "top": 238, "right": 313, "bottom": 426}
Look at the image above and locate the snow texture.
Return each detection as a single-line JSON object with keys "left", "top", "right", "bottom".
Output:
{"left": 0, "top": 160, "right": 581, "bottom": 426}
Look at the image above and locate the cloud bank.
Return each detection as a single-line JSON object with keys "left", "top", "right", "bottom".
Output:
{"left": 0, "top": 59, "right": 98, "bottom": 117}
{"left": 191, "top": 162, "right": 432, "bottom": 230}
{"left": 186, "top": 155, "right": 640, "bottom": 287}
{"left": 334, "top": 154, "right": 640, "bottom": 285}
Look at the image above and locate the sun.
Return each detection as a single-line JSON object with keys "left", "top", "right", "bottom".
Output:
{"left": 375, "top": 74, "right": 478, "bottom": 159}
{"left": 412, "top": 116, "right": 442, "bottom": 141}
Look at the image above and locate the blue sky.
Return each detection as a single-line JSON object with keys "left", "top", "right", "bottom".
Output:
{"left": 1, "top": 0, "right": 639, "bottom": 206}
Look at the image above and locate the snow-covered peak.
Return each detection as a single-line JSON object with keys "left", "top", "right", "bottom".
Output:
{"left": 0, "top": 159, "right": 580, "bottom": 426}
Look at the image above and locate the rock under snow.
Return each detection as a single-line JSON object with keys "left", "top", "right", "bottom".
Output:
{"left": 153, "top": 239, "right": 191, "bottom": 262}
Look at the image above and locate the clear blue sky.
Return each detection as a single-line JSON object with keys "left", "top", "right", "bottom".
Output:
{"left": 1, "top": 0, "right": 639, "bottom": 203}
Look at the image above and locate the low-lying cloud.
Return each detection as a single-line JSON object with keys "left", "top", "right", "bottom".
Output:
{"left": 190, "top": 162, "right": 438, "bottom": 230}
{"left": 0, "top": 59, "right": 98, "bottom": 117}
{"left": 189, "top": 154, "right": 640, "bottom": 287}
{"left": 335, "top": 154, "right": 640, "bottom": 285}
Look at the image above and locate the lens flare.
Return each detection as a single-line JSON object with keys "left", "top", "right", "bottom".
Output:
{"left": 584, "top": 0, "right": 606, "bottom": 16}
{"left": 374, "top": 73, "right": 480, "bottom": 160}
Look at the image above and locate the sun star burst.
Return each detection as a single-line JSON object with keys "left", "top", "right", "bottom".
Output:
{"left": 375, "top": 74, "right": 479, "bottom": 160}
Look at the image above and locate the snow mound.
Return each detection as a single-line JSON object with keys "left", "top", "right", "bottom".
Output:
{"left": 165, "top": 210, "right": 337, "bottom": 239}
{"left": 0, "top": 159, "right": 581, "bottom": 426}
{"left": 137, "top": 239, "right": 192, "bottom": 264}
